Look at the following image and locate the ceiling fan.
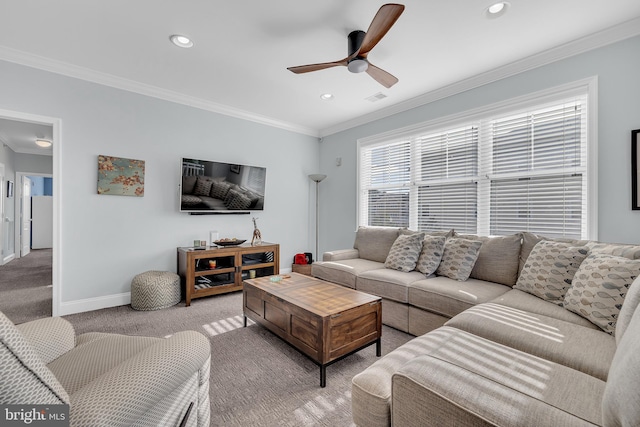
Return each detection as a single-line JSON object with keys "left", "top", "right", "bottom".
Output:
{"left": 287, "top": 3, "right": 405, "bottom": 88}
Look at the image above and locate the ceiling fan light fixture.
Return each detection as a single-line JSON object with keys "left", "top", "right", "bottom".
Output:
{"left": 35, "top": 139, "right": 52, "bottom": 148}
{"left": 486, "top": 2, "right": 510, "bottom": 18}
{"left": 170, "top": 34, "right": 193, "bottom": 48}
{"left": 348, "top": 59, "right": 369, "bottom": 74}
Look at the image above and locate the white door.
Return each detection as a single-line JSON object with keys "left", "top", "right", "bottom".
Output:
{"left": 21, "top": 176, "right": 31, "bottom": 257}
{"left": 31, "top": 196, "right": 53, "bottom": 249}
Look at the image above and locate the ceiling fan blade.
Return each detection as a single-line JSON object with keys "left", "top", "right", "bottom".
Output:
{"left": 366, "top": 63, "right": 398, "bottom": 88}
{"left": 358, "top": 3, "right": 405, "bottom": 57}
{"left": 287, "top": 59, "right": 348, "bottom": 74}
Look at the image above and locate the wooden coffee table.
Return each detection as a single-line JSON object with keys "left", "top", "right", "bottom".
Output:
{"left": 243, "top": 273, "right": 382, "bottom": 387}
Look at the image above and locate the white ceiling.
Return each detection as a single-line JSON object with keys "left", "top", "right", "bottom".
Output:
{"left": 0, "top": 118, "right": 53, "bottom": 156}
{"left": 1, "top": 0, "right": 640, "bottom": 138}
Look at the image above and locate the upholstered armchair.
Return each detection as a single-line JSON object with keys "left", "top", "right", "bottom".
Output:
{"left": 0, "top": 311, "right": 211, "bottom": 427}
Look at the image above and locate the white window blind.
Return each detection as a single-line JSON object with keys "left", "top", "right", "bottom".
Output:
{"left": 481, "top": 97, "right": 588, "bottom": 238}
{"left": 359, "top": 140, "right": 411, "bottom": 227}
{"left": 415, "top": 126, "right": 479, "bottom": 233}
{"left": 358, "top": 87, "right": 591, "bottom": 239}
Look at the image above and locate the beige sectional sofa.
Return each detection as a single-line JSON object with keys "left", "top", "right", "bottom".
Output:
{"left": 311, "top": 227, "right": 640, "bottom": 426}
{"left": 0, "top": 311, "right": 211, "bottom": 427}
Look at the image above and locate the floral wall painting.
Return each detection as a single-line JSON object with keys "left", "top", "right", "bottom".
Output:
{"left": 97, "top": 155, "right": 145, "bottom": 197}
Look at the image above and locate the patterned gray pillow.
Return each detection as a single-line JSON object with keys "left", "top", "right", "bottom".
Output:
{"left": 416, "top": 235, "right": 446, "bottom": 275}
{"left": 515, "top": 240, "right": 588, "bottom": 306}
{"left": 193, "top": 176, "right": 213, "bottom": 196}
{"left": 563, "top": 254, "right": 640, "bottom": 335}
{"left": 210, "top": 180, "right": 231, "bottom": 199}
{"left": 384, "top": 233, "right": 425, "bottom": 272}
{"left": 435, "top": 238, "right": 483, "bottom": 281}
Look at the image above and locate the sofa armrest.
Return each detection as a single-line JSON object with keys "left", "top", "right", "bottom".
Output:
{"left": 16, "top": 317, "right": 76, "bottom": 364}
{"left": 68, "top": 330, "right": 211, "bottom": 427}
{"left": 323, "top": 249, "right": 360, "bottom": 261}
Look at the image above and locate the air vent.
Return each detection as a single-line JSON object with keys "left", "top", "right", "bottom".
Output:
{"left": 365, "top": 92, "right": 388, "bottom": 102}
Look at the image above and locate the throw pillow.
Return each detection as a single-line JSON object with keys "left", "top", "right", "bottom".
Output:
{"left": 515, "top": 240, "right": 588, "bottom": 306}
{"left": 435, "top": 238, "right": 483, "bottom": 281}
{"left": 563, "top": 254, "right": 640, "bottom": 335}
{"left": 181, "top": 175, "right": 197, "bottom": 194}
{"left": 384, "top": 233, "right": 425, "bottom": 272}
{"left": 415, "top": 235, "right": 446, "bottom": 275}
{"left": 210, "top": 180, "right": 231, "bottom": 200}
{"left": 456, "top": 233, "right": 522, "bottom": 286}
{"left": 224, "top": 189, "right": 252, "bottom": 210}
{"left": 193, "top": 176, "right": 213, "bottom": 196}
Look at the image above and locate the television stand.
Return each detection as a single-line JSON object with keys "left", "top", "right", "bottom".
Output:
{"left": 177, "top": 242, "right": 279, "bottom": 306}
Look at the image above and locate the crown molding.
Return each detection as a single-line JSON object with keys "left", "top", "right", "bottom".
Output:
{"left": 0, "top": 46, "right": 319, "bottom": 137}
{"left": 319, "top": 16, "right": 640, "bottom": 137}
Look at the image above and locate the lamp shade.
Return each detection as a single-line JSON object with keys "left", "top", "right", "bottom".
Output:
{"left": 309, "top": 174, "right": 327, "bottom": 183}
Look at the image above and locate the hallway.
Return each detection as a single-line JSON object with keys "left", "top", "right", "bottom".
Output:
{"left": 0, "top": 249, "right": 52, "bottom": 324}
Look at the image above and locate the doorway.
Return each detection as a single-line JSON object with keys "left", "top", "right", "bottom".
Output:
{"left": 0, "top": 109, "right": 60, "bottom": 316}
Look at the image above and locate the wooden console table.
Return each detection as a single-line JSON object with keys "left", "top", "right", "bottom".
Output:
{"left": 178, "top": 242, "right": 279, "bottom": 306}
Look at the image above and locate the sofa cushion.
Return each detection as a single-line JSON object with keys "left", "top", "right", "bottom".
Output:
{"left": 392, "top": 327, "right": 605, "bottom": 427}
{"left": 353, "top": 226, "right": 401, "bottom": 263}
{"left": 384, "top": 233, "right": 425, "bottom": 272}
{"left": 311, "top": 259, "right": 384, "bottom": 289}
{"left": 435, "top": 238, "right": 483, "bottom": 281}
{"left": 352, "top": 326, "right": 458, "bottom": 427}
{"left": 490, "top": 289, "right": 600, "bottom": 330}
{"left": 48, "top": 333, "right": 161, "bottom": 395}
{"left": 515, "top": 240, "right": 588, "bottom": 306}
{"left": 456, "top": 233, "right": 522, "bottom": 286}
{"left": 415, "top": 235, "right": 446, "bottom": 275}
{"left": 357, "top": 269, "right": 425, "bottom": 303}
{"left": 519, "top": 232, "right": 590, "bottom": 274}
{"left": 563, "top": 253, "right": 640, "bottom": 335}
{"left": 445, "top": 303, "right": 616, "bottom": 381}
{"left": 181, "top": 175, "right": 197, "bottom": 194}
{"left": 224, "top": 189, "right": 252, "bottom": 210}
{"left": 408, "top": 276, "right": 511, "bottom": 318}
{"left": 193, "top": 176, "right": 213, "bottom": 196}
{"left": 0, "top": 311, "right": 70, "bottom": 405}
{"left": 210, "top": 180, "right": 231, "bottom": 199}
{"left": 586, "top": 241, "right": 640, "bottom": 259}
{"left": 181, "top": 194, "right": 201, "bottom": 206}
{"left": 615, "top": 276, "right": 640, "bottom": 344}
{"left": 602, "top": 299, "right": 640, "bottom": 427}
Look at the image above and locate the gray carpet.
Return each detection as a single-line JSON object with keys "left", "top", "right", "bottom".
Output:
{"left": 0, "top": 249, "right": 52, "bottom": 324}
{"left": 64, "top": 292, "right": 413, "bottom": 427}
{"left": 0, "top": 254, "right": 412, "bottom": 426}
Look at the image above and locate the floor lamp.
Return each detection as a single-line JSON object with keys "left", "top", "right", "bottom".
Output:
{"left": 309, "top": 174, "right": 327, "bottom": 263}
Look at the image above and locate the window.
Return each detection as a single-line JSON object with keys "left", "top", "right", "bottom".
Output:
{"left": 358, "top": 82, "right": 594, "bottom": 239}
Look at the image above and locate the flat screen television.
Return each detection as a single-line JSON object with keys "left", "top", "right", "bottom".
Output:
{"left": 180, "top": 158, "right": 267, "bottom": 214}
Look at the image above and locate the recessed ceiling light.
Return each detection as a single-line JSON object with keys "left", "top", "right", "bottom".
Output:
{"left": 170, "top": 34, "right": 193, "bottom": 48}
{"left": 35, "top": 139, "right": 52, "bottom": 148}
{"left": 486, "top": 2, "right": 510, "bottom": 18}
{"left": 320, "top": 93, "right": 334, "bottom": 101}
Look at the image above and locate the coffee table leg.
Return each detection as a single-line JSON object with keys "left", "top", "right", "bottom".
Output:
{"left": 243, "top": 315, "right": 247, "bottom": 327}
{"left": 320, "top": 365, "right": 326, "bottom": 388}
{"left": 376, "top": 338, "right": 381, "bottom": 357}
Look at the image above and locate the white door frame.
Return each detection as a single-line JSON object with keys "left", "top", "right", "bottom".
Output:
{"left": 1, "top": 109, "right": 61, "bottom": 317}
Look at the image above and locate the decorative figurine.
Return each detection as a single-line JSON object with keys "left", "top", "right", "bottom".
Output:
{"left": 251, "top": 217, "right": 262, "bottom": 246}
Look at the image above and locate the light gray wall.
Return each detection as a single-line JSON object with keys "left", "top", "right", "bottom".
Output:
{"left": 0, "top": 59, "right": 319, "bottom": 309}
{"left": 318, "top": 35, "right": 640, "bottom": 253}
{"left": 15, "top": 153, "right": 53, "bottom": 175}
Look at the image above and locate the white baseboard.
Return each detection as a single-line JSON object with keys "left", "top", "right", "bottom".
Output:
{"left": 59, "top": 292, "right": 131, "bottom": 316}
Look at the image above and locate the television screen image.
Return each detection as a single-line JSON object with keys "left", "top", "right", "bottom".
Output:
{"left": 180, "top": 158, "right": 266, "bottom": 213}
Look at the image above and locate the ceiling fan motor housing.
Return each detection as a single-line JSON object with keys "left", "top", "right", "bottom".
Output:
{"left": 347, "top": 30, "right": 369, "bottom": 73}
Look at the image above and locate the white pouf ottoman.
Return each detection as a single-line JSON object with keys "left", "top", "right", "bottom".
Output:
{"left": 131, "top": 270, "right": 181, "bottom": 311}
